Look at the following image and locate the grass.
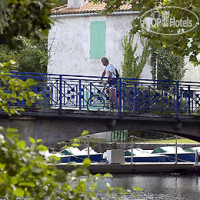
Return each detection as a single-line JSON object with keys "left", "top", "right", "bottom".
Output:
{"left": 141, "top": 138, "right": 199, "bottom": 144}
{"left": 80, "top": 137, "right": 199, "bottom": 144}
{"left": 79, "top": 137, "right": 107, "bottom": 143}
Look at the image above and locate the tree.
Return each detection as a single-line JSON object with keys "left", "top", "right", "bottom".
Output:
{"left": 0, "top": 35, "right": 48, "bottom": 73}
{"left": 0, "top": 0, "right": 68, "bottom": 40}
{"left": 58, "top": 0, "right": 68, "bottom": 5}
{"left": 0, "top": 0, "right": 59, "bottom": 48}
{"left": 1, "top": 128, "right": 135, "bottom": 200}
{"left": 0, "top": 0, "right": 9, "bottom": 34}
{"left": 0, "top": 61, "right": 41, "bottom": 115}
{"left": 122, "top": 34, "right": 150, "bottom": 79}
{"left": 91, "top": 0, "right": 200, "bottom": 65}
{"left": 150, "top": 47, "right": 186, "bottom": 81}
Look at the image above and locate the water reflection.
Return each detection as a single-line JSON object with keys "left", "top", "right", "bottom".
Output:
{"left": 104, "top": 174, "right": 200, "bottom": 200}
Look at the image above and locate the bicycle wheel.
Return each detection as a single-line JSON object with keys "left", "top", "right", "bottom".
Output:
{"left": 109, "top": 99, "right": 119, "bottom": 111}
{"left": 87, "top": 95, "right": 105, "bottom": 111}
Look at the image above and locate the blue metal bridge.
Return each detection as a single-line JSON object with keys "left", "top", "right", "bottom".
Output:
{"left": 13, "top": 72, "right": 200, "bottom": 118}
{"left": 2, "top": 72, "right": 200, "bottom": 146}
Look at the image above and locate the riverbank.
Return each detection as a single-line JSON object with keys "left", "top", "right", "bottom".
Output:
{"left": 56, "top": 162, "right": 200, "bottom": 174}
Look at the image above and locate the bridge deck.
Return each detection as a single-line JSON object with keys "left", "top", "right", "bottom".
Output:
{"left": 6, "top": 108, "right": 200, "bottom": 123}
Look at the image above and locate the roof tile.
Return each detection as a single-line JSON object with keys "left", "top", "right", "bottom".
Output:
{"left": 52, "top": 2, "right": 132, "bottom": 15}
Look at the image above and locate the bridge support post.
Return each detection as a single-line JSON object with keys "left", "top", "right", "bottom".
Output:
{"left": 176, "top": 81, "right": 180, "bottom": 119}
{"left": 134, "top": 82, "right": 137, "bottom": 113}
{"left": 59, "top": 75, "right": 63, "bottom": 114}
{"left": 118, "top": 79, "right": 122, "bottom": 117}
{"left": 188, "top": 85, "right": 191, "bottom": 116}
{"left": 79, "top": 80, "right": 82, "bottom": 110}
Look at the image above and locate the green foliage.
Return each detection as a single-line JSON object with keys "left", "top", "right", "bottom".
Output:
{"left": 1, "top": 0, "right": 59, "bottom": 48}
{"left": 0, "top": 61, "right": 42, "bottom": 115}
{"left": 143, "top": 137, "right": 198, "bottom": 144}
{"left": 0, "top": 35, "right": 48, "bottom": 73}
{"left": 122, "top": 34, "right": 150, "bottom": 79}
{"left": 58, "top": 0, "right": 68, "bottom": 5}
{"left": 82, "top": 130, "right": 89, "bottom": 136}
{"left": 91, "top": 0, "right": 200, "bottom": 65}
{"left": 0, "top": 128, "right": 135, "bottom": 199}
{"left": 150, "top": 47, "right": 186, "bottom": 81}
{"left": 0, "top": 0, "right": 9, "bottom": 34}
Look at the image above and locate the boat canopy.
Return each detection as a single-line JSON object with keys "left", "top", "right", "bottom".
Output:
{"left": 152, "top": 146, "right": 185, "bottom": 154}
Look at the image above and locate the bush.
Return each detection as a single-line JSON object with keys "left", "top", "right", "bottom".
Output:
{"left": 0, "top": 35, "right": 48, "bottom": 73}
{"left": 0, "top": 128, "right": 135, "bottom": 199}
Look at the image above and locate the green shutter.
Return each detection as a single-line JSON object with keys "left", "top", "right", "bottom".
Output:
{"left": 90, "top": 21, "right": 106, "bottom": 59}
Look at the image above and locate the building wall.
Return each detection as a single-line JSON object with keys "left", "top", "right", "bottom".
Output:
{"left": 184, "top": 57, "right": 200, "bottom": 82}
{"left": 48, "top": 13, "right": 152, "bottom": 79}
{"left": 48, "top": 13, "right": 200, "bottom": 82}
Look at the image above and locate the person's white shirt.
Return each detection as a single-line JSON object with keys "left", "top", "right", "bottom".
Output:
{"left": 105, "top": 64, "right": 116, "bottom": 78}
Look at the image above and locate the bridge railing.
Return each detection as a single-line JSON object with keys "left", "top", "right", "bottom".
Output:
{"left": 9, "top": 72, "right": 200, "bottom": 118}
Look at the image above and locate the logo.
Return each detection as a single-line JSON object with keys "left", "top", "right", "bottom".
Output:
{"left": 140, "top": 6, "right": 199, "bottom": 35}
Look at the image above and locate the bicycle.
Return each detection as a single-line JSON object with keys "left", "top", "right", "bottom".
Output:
{"left": 87, "top": 82, "right": 118, "bottom": 111}
{"left": 87, "top": 92, "right": 106, "bottom": 111}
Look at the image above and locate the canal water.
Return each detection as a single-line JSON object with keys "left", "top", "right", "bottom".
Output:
{"left": 103, "top": 174, "right": 200, "bottom": 200}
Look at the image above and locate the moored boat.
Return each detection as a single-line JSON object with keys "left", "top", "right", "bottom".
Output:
{"left": 59, "top": 147, "right": 104, "bottom": 163}
{"left": 152, "top": 146, "right": 195, "bottom": 162}
{"left": 40, "top": 147, "right": 104, "bottom": 163}
{"left": 124, "top": 148, "right": 167, "bottom": 162}
{"left": 185, "top": 146, "right": 200, "bottom": 153}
